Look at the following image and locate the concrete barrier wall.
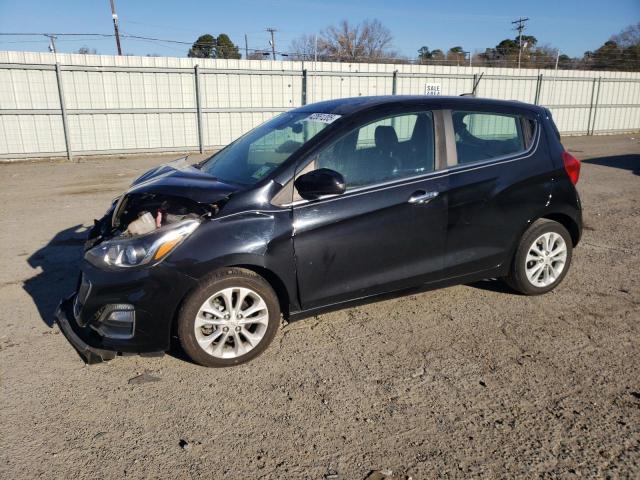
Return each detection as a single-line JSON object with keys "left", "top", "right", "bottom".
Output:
{"left": 1, "top": 51, "right": 639, "bottom": 159}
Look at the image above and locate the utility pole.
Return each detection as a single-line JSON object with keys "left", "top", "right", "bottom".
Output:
{"left": 109, "top": 0, "right": 123, "bottom": 55}
{"left": 314, "top": 35, "right": 318, "bottom": 63}
{"left": 244, "top": 34, "right": 249, "bottom": 59}
{"left": 511, "top": 17, "right": 529, "bottom": 69}
{"left": 45, "top": 34, "right": 57, "bottom": 53}
{"left": 266, "top": 27, "right": 277, "bottom": 60}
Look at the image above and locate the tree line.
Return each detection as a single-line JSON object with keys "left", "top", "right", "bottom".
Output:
{"left": 78, "top": 21, "right": 639, "bottom": 72}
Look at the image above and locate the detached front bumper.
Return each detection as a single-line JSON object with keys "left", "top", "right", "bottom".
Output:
{"left": 56, "top": 260, "right": 198, "bottom": 363}
{"left": 56, "top": 295, "right": 118, "bottom": 364}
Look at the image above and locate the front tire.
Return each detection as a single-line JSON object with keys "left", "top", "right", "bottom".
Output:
{"left": 506, "top": 219, "right": 573, "bottom": 295}
{"left": 178, "top": 268, "right": 281, "bottom": 367}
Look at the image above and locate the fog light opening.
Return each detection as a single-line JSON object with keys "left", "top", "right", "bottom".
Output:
{"left": 92, "top": 304, "right": 135, "bottom": 339}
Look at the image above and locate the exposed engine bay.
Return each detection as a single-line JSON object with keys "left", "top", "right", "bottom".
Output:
{"left": 86, "top": 193, "right": 223, "bottom": 251}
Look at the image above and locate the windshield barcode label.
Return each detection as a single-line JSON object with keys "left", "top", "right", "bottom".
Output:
{"left": 304, "top": 113, "right": 342, "bottom": 124}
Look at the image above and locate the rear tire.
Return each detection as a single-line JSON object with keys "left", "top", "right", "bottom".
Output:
{"left": 505, "top": 219, "right": 573, "bottom": 295}
{"left": 178, "top": 268, "right": 280, "bottom": 367}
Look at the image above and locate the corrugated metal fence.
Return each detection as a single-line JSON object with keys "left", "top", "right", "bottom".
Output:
{"left": 1, "top": 51, "right": 639, "bottom": 160}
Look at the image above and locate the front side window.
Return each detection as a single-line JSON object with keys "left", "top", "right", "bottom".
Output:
{"left": 200, "top": 112, "right": 333, "bottom": 186}
{"left": 452, "top": 111, "right": 529, "bottom": 165}
{"left": 316, "top": 111, "right": 435, "bottom": 189}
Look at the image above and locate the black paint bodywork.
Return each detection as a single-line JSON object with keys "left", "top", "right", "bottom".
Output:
{"left": 58, "top": 96, "right": 582, "bottom": 356}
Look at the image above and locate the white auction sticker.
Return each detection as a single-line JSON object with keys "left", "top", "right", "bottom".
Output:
{"left": 304, "top": 113, "right": 342, "bottom": 124}
{"left": 425, "top": 83, "right": 442, "bottom": 96}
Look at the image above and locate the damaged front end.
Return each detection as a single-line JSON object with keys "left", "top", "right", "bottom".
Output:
{"left": 86, "top": 156, "right": 237, "bottom": 251}
{"left": 57, "top": 157, "right": 244, "bottom": 363}
{"left": 85, "top": 193, "right": 216, "bottom": 265}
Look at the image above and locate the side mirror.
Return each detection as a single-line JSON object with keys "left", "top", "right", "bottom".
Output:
{"left": 294, "top": 168, "right": 346, "bottom": 200}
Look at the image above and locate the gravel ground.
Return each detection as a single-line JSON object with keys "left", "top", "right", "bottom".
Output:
{"left": 1, "top": 135, "right": 639, "bottom": 479}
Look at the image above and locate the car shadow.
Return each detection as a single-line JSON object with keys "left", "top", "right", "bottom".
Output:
{"left": 24, "top": 225, "right": 87, "bottom": 327}
{"left": 582, "top": 154, "right": 639, "bottom": 175}
{"left": 467, "top": 278, "right": 516, "bottom": 294}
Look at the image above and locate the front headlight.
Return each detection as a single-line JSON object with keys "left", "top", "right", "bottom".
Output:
{"left": 85, "top": 219, "right": 200, "bottom": 269}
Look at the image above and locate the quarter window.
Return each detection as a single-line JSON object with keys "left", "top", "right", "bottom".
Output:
{"left": 452, "top": 111, "right": 529, "bottom": 165}
{"left": 316, "top": 111, "right": 435, "bottom": 189}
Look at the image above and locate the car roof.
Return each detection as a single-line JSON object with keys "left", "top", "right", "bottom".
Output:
{"left": 296, "top": 95, "right": 544, "bottom": 116}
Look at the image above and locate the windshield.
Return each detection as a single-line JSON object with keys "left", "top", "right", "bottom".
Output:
{"left": 200, "top": 112, "right": 339, "bottom": 186}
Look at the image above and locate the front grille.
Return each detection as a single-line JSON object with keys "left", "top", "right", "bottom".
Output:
{"left": 73, "top": 274, "right": 91, "bottom": 325}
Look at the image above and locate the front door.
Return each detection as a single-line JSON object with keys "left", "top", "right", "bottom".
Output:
{"left": 292, "top": 110, "right": 449, "bottom": 310}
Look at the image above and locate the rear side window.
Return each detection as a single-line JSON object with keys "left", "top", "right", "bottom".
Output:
{"left": 452, "top": 111, "right": 531, "bottom": 165}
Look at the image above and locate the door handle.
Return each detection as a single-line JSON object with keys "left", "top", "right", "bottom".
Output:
{"left": 408, "top": 190, "right": 439, "bottom": 204}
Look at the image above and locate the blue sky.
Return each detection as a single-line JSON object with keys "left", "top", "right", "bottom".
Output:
{"left": 0, "top": 0, "right": 638, "bottom": 59}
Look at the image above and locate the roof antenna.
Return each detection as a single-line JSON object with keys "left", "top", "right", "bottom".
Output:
{"left": 460, "top": 72, "right": 484, "bottom": 97}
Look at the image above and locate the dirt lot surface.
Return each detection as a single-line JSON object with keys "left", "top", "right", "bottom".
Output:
{"left": 1, "top": 136, "right": 639, "bottom": 479}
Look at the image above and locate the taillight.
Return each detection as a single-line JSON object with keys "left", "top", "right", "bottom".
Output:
{"left": 562, "top": 151, "right": 581, "bottom": 185}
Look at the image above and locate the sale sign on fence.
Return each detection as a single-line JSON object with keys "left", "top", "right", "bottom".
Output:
{"left": 424, "top": 83, "right": 442, "bottom": 96}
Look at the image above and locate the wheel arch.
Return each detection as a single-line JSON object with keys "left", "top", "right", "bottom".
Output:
{"left": 503, "top": 209, "right": 580, "bottom": 276}
{"left": 540, "top": 212, "right": 581, "bottom": 246}
{"left": 168, "top": 259, "right": 295, "bottom": 350}
{"left": 230, "top": 264, "right": 292, "bottom": 318}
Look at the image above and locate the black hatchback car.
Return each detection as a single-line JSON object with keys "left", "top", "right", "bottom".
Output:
{"left": 56, "top": 96, "right": 582, "bottom": 367}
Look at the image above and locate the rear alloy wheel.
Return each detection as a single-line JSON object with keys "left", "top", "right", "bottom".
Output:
{"left": 524, "top": 232, "right": 567, "bottom": 288}
{"left": 506, "top": 219, "right": 573, "bottom": 295}
{"left": 178, "top": 269, "right": 280, "bottom": 367}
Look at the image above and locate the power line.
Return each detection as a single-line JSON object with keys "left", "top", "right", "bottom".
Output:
{"left": 1, "top": 31, "right": 637, "bottom": 70}
{"left": 0, "top": 32, "right": 117, "bottom": 38}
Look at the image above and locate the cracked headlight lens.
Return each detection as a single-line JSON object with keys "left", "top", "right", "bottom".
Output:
{"left": 85, "top": 219, "right": 199, "bottom": 269}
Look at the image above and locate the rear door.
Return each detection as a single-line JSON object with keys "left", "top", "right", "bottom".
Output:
{"left": 291, "top": 109, "right": 450, "bottom": 310}
{"left": 443, "top": 108, "right": 551, "bottom": 277}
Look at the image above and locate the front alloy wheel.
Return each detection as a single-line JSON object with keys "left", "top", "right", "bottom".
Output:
{"left": 178, "top": 268, "right": 280, "bottom": 367}
{"left": 194, "top": 287, "right": 270, "bottom": 359}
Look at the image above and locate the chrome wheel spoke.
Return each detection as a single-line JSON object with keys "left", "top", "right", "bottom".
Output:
{"left": 239, "top": 312, "right": 269, "bottom": 326}
{"left": 202, "top": 304, "right": 225, "bottom": 319}
{"left": 196, "top": 329, "right": 225, "bottom": 350}
{"left": 211, "top": 332, "right": 230, "bottom": 356}
{"left": 232, "top": 332, "right": 248, "bottom": 356}
{"left": 527, "top": 263, "right": 544, "bottom": 282}
{"left": 241, "top": 327, "right": 262, "bottom": 346}
{"left": 219, "top": 288, "right": 235, "bottom": 314}
{"left": 545, "top": 265, "right": 553, "bottom": 282}
{"left": 241, "top": 297, "right": 267, "bottom": 318}
{"left": 526, "top": 251, "right": 541, "bottom": 263}
{"left": 234, "top": 288, "right": 251, "bottom": 315}
{"left": 195, "top": 315, "right": 227, "bottom": 327}
{"left": 550, "top": 261, "right": 563, "bottom": 277}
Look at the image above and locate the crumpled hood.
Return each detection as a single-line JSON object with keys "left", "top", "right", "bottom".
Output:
{"left": 127, "top": 157, "right": 241, "bottom": 205}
